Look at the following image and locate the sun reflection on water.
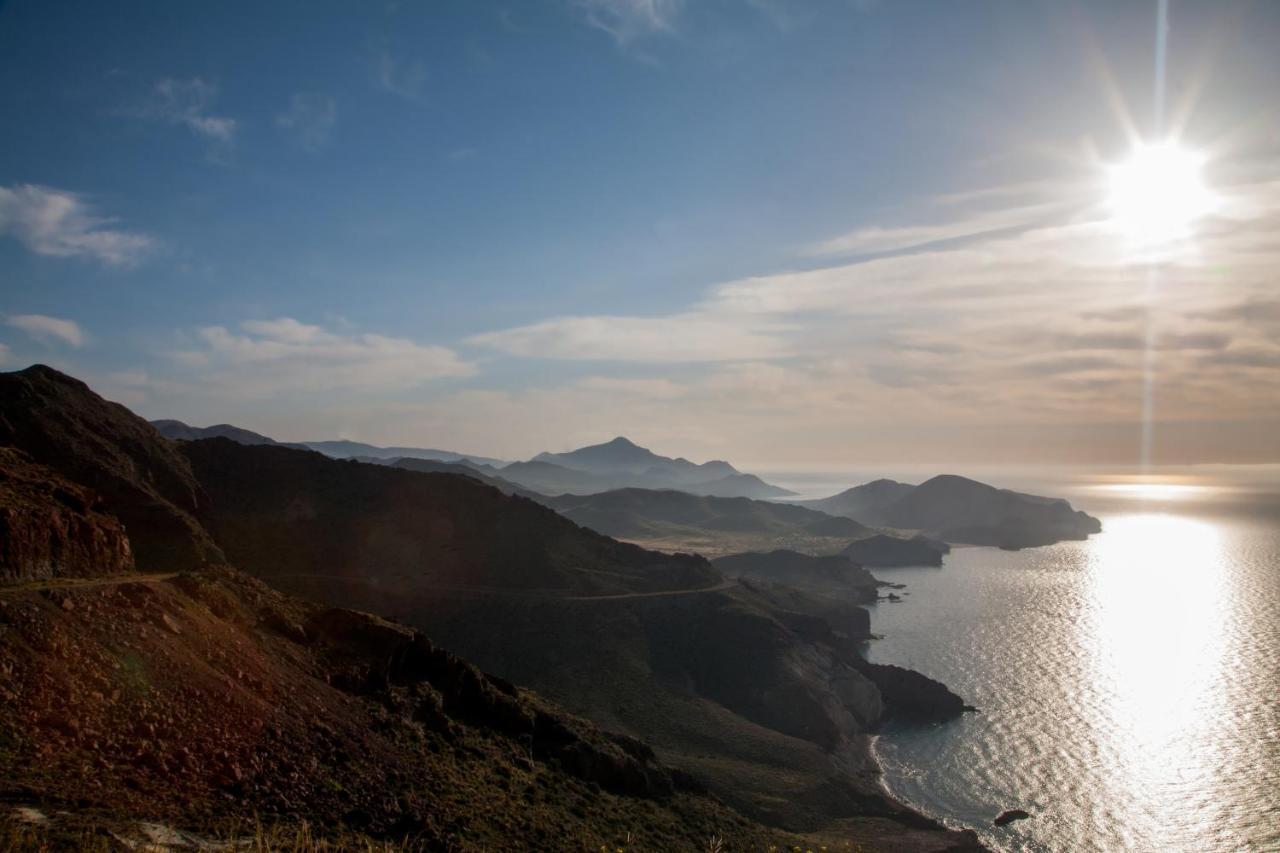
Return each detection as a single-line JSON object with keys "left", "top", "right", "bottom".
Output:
{"left": 1085, "top": 514, "right": 1229, "bottom": 833}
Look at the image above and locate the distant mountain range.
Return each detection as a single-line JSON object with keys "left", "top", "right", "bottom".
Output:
{"left": 150, "top": 423, "right": 795, "bottom": 500}
{"left": 500, "top": 436, "right": 795, "bottom": 498}
{"left": 149, "top": 420, "right": 508, "bottom": 467}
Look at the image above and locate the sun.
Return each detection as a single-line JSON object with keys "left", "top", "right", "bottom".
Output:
{"left": 1107, "top": 142, "right": 1214, "bottom": 243}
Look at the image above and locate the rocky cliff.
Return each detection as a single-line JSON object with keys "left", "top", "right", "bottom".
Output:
{"left": 0, "top": 447, "right": 133, "bottom": 583}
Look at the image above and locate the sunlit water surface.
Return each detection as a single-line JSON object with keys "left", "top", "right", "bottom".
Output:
{"left": 767, "top": 468, "right": 1280, "bottom": 852}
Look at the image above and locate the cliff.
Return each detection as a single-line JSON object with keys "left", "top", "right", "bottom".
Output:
{"left": 0, "top": 447, "right": 133, "bottom": 583}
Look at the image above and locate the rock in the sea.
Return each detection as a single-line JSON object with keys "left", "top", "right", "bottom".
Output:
{"left": 993, "top": 808, "right": 1031, "bottom": 826}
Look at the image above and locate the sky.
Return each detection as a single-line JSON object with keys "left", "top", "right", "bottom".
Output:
{"left": 2, "top": 0, "right": 1279, "bottom": 467}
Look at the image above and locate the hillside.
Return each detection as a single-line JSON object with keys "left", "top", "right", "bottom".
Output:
{"left": 180, "top": 444, "right": 972, "bottom": 839}
{"left": 0, "top": 366, "right": 222, "bottom": 571}
{"left": 390, "top": 456, "right": 539, "bottom": 499}
{"left": 0, "top": 564, "right": 796, "bottom": 850}
{"left": 151, "top": 419, "right": 279, "bottom": 446}
{"left": 885, "top": 475, "right": 1102, "bottom": 549}
{"left": 0, "top": 365, "right": 981, "bottom": 850}
{"left": 801, "top": 475, "right": 1102, "bottom": 549}
{"left": 182, "top": 441, "right": 719, "bottom": 597}
{"left": 712, "top": 550, "right": 880, "bottom": 603}
{"left": 0, "top": 368, "right": 836, "bottom": 850}
{"left": 800, "top": 479, "right": 918, "bottom": 522}
{"left": 299, "top": 438, "right": 506, "bottom": 467}
{"left": 544, "top": 487, "right": 871, "bottom": 558}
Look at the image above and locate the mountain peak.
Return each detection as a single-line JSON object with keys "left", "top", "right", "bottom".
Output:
{"left": 605, "top": 436, "right": 640, "bottom": 448}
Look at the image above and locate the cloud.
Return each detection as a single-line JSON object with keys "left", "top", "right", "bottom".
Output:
{"left": 808, "top": 197, "right": 1075, "bottom": 257}
{"left": 0, "top": 184, "right": 153, "bottom": 265}
{"left": 276, "top": 93, "right": 337, "bottom": 152}
{"left": 171, "top": 317, "right": 474, "bottom": 397}
{"left": 462, "top": 164, "right": 1280, "bottom": 461}
{"left": 468, "top": 312, "right": 791, "bottom": 362}
{"left": 5, "top": 314, "right": 87, "bottom": 348}
{"left": 0, "top": 343, "right": 11, "bottom": 366}
{"left": 571, "top": 0, "right": 682, "bottom": 43}
{"left": 376, "top": 52, "right": 427, "bottom": 100}
{"left": 146, "top": 78, "right": 237, "bottom": 150}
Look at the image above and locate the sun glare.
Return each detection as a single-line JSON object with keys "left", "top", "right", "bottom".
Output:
{"left": 1107, "top": 142, "right": 1213, "bottom": 243}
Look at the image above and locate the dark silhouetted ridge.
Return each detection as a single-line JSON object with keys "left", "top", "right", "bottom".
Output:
{"left": 0, "top": 365, "right": 222, "bottom": 570}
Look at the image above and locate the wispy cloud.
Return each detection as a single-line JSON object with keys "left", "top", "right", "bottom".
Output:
{"left": 461, "top": 167, "right": 1280, "bottom": 463}
{"left": 171, "top": 317, "right": 474, "bottom": 397}
{"left": 5, "top": 314, "right": 87, "bottom": 348}
{"left": 468, "top": 312, "right": 791, "bottom": 363}
{"left": 376, "top": 52, "right": 427, "bottom": 100}
{"left": 571, "top": 0, "right": 683, "bottom": 43}
{"left": 145, "top": 78, "right": 237, "bottom": 153}
{"left": 0, "top": 184, "right": 153, "bottom": 265}
{"left": 276, "top": 93, "right": 337, "bottom": 152}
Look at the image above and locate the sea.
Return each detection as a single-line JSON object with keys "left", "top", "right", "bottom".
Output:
{"left": 762, "top": 465, "right": 1280, "bottom": 852}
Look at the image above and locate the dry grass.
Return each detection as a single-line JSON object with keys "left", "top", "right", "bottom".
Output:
{"left": 0, "top": 816, "right": 431, "bottom": 852}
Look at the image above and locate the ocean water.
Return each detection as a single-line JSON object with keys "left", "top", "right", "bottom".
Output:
{"left": 814, "top": 471, "right": 1280, "bottom": 852}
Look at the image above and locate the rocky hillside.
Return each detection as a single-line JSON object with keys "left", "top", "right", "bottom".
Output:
{"left": 0, "top": 447, "right": 133, "bottom": 583}
{"left": 181, "top": 440, "right": 719, "bottom": 597}
{"left": 0, "top": 366, "right": 981, "bottom": 851}
{"left": 0, "top": 566, "right": 798, "bottom": 850}
{"left": 0, "top": 366, "right": 221, "bottom": 571}
{"left": 177, "top": 440, "right": 971, "bottom": 842}
{"left": 712, "top": 550, "right": 880, "bottom": 603}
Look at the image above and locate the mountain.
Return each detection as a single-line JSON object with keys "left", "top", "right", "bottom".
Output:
{"left": 178, "top": 439, "right": 975, "bottom": 841}
{"left": 0, "top": 366, "right": 869, "bottom": 850}
{"left": 183, "top": 440, "right": 718, "bottom": 597}
{"left": 543, "top": 487, "right": 872, "bottom": 558}
{"left": 800, "top": 478, "right": 918, "bottom": 521}
{"left": 300, "top": 438, "right": 507, "bottom": 467}
{"left": 883, "top": 475, "right": 1101, "bottom": 549}
{"left": 517, "top": 436, "right": 795, "bottom": 499}
{"left": 151, "top": 419, "right": 279, "bottom": 445}
{"left": 842, "top": 534, "right": 950, "bottom": 567}
{"left": 801, "top": 474, "right": 1101, "bottom": 549}
{"left": 389, "top": 456, "right": 540, "bottom": 499}
{"left": 0, "top": 365, "right": 222, "bottom": 571}
{"left": 713, "top": 550, "right": 880, "bottom": 603}
{"left": 534, "top": 436, "right": 731, "bottom": 477}
{"left": 0, "top": 365, "right": 981, "bottom": 849}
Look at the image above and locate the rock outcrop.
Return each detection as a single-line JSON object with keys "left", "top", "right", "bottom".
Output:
{"left": 0, "top": 447, "right": 133, "bottom": 583}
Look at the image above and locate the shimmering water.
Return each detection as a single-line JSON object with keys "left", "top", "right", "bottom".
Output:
{"left": 852, "top": 474, "right": 1280, "bottom": 852}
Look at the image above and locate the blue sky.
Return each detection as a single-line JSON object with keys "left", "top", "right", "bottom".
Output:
{"left": 2, "top": 1, "right": 1279, "bottom": 465}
